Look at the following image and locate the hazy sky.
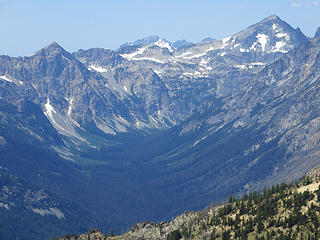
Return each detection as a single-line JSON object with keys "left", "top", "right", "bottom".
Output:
{"left": 0, "top": 0, "right": 319, "bottom": 56}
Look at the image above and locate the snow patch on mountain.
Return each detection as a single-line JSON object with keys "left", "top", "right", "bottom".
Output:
{"left": 154, "top": 38, "right": 173, "bottom": 52}
{"left": 193, "top": 135, "right": 208, "bottom": 147}
{"left": 44, "top": 98, "right": 56, "bottom": 120}
{"left": 95, "top": 118, "right": 117, "bottom": 135}
{"left": 0, "top": 75, "right": 23, "bottom": 85}
{"left": 257, "top": 34, "right": 268, "bottom": 52}
{"left": 272, "top": 24, "right": 280, "bottom": 32}
{"left": 67, "top": 97, "right": 74, "bottom": 116}
{"left": 62, "top": 55, "right": 71, "bottom": 62}
{"left": 199, "top": 58, "right": 209, "bottom": 66}
{"left": 222, "top": 36, "right": 232, "bottom": 47}
{"left": 0, "top": 202, "right": 9, "bottom": 210}
{"left": 0, "top": 75, "right": 13, "bottom": 83}
{"left": 44, "top": 98, "right": 86, "bottom": 141}
{"left": 184, "top": 46, "right": 216, "bottom": 59}
{"left": 183, "top": 71, "right": 206, "bottom": 78}
{"left": 88, "top": 65, "right": 108, "bottom": 72}
{"left": 131, "top": 57, "right": 166, "bottom": 64}
{"left": 276, "top": 33, "right": 289, "bottom": 39}
{"left": 154, "top": 70, "right": 162, "bottom": 75}
{"left": 251, "top": 62, "right": 265, "bottom": 66}
{"left": 120, "top": 47, "right": 167, "bottom": 63}
{"left": 234, "top": 65, "right": 247, "bottom": 70}
{"left": 175, "top": 52, "right": 192, "bottom": 58}
{"left": 234, "top": 62, "right": 266, "bottom": 70}
{"left": 114, "top": 115, "right": 130, "bottom": 126}
{"left": 120, "top": 47, "right": 146, "bottom": 60}
{"left": 272, "top": 41, "right": 287, "bottom": 53}
{"left": 31, "top": 207, "right": 65, "bottom": 219}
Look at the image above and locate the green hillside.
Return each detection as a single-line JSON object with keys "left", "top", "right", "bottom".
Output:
{"left": 57, "top": 167, "right": 320, "bottom": 240}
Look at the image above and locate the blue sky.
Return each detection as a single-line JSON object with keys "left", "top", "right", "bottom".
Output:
{"left": 0, "top": 0, "right": 319, "bottom": 56}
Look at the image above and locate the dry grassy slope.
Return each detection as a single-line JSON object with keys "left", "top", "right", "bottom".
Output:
{"left": 57, "top": 166, "right": 320, "bottom": 240}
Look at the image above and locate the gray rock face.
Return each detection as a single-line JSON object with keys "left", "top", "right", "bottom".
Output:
{"left": 0, "top": 43, "right": 128, "bottom": 137}
{"left": 0, "top": 15, "right": 306, "bottom": 141}
{"left": 229, "top": 15, "right": 307, "bottom": 53}
{"left": 172, "top": 40, "right": 194, "bottom": 49}
{"left": 0, "top": 170, "right": 65, "bottom": 219}
{"left": 66, "top": 15, "right": 308, "bottom": 140}
{"left": 172, "top": 36, "right": 320, "bottom": 196}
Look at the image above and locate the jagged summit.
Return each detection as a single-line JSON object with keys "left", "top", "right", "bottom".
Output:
{"left": 33, "top": 41, "right": 76, "bottom": 60}
{"left": 225, "top": 14, "right": 308, "bottom": 53}
{"left": 134, "top": 35, "right": 162, "bottom": 45}
{"left": 119, "top": 35, "right": 175, "bottom": 53}
{"left": 46, "top": 41, "right": 63, "bottom": 48}
{"left": 42, "top": 41, "right": 66, "bottom": 52}
{"left": 26, "top": 41, "right": 64, "bottom": 57}
{"left": 120, "top": 35, "right": 163, "bottom": 48}
{"left": 241, "top": 14, "right": 290, "bottom": 33}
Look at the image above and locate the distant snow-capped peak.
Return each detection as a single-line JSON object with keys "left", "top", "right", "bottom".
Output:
{"left": 154, "top": 38, "right": 174, "bottom": 52}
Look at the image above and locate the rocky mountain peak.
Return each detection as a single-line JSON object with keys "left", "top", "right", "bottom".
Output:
{"left": 228, "top": 14, "right": 308, "bottom": 53}
{"left": 35, "top": 41, "right": 75, "bottom": 61}
{"left": 42, "top": 41, "right": 65, "bottom": 53}
{"left": 260, "top": 14, "right": 281, "bottom": 23}
{"left": 119, "top": 35, "right": 174, "bottom": 53}
{"left": 172, "top": 40, "right": 194, "bottom": 49}
{"left": 120, "top": 35, "right": 161, "bottom": 48}
{"left": 315, "top": 27, "right": 320, "bottom": 38}
{"left": 138, "top": 35, "right": 162, "bottom": 45}
{"left": 241, "top": 15, "right": 290, "bottom": 35}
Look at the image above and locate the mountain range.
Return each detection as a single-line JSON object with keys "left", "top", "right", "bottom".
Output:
{"left": 0, "top": 15, "right": 320, "bottom": 239}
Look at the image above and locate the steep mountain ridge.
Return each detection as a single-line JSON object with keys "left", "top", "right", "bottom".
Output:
{"left": 57, "top": 167, "right": 320, "bottom": 240}
{"left": 157, "top": 36, "right": 320, "bottom": 199}
{"left": 115, "top": 15, "right": 307, "bottom": 74}
{"left": 69, "top": 15, "right": 309, "bottom": 138}
{"left": 228, "top": 15, "right": 307, "bottom": 53}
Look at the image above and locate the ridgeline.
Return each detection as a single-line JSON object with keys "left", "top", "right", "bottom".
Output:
{"left": 57, "top": 167, "right": 320, "bottom": 240}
